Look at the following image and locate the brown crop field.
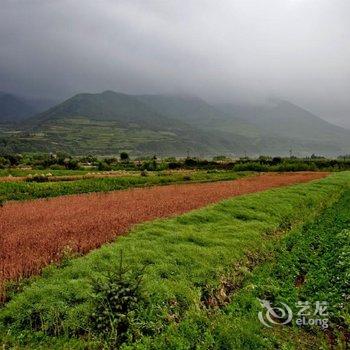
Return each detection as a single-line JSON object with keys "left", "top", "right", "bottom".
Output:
{"left": 0, "top": 172, "right": 328, "bottom": 298}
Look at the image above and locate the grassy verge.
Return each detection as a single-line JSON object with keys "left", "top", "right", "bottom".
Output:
{"left": 0, "top": 173, "right": 348, "bottom": 349}
{"left": 0, "top": 170, "right": 247, "bottom": 202}
{"left": 146, "top": 180, "right": 350, "bottom": 349}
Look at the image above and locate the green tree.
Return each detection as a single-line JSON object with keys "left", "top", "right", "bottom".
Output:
{"left": 120, "top": 152, "right": 130, "bottom": 162}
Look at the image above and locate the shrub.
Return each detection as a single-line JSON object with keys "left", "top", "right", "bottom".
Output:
{"left": 232, "top": 162, "right": 269, "bottom": 172}
{"left": 120, "top": 152, "right": 130, "bottom": 162}
{"left": 168, "top": 162, "right": 181, "bottom": 170}
{"left": 184, "top": 158, "right": 198, "bottom": 167}
{"left": 90, "top": 258, "right": 147, "bottom": 348}
{"left": 26, "top": 174, "right": 50, "bottom": 182}
{"left": 65, "top": 159, "right": 80, "bottom": 170}
{"left": 97, "top": 161, "right": 112, "bottom": 171}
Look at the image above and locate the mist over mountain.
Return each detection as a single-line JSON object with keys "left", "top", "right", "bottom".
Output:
{"left": 1, "top": 0, "right": 349, "bottom": 155}
{"left": 0, "top": 92, "right": 59, "bottom": 123}
{"left": 1, "top": 0, "right": 349, "bottom": 129}
{"left": 136, "top": 94, "right": 350, "bottom": 156}
{"left": 0, "top": 92, "right": 36, "bottom": 122}
{"left": 215, "top": 99, "right": 350, "bottom": 146}
{"left": 0, "top": 90, "right": 349, "bottom": 157}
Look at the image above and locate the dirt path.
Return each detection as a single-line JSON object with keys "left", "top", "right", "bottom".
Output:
{"left": 0, "top": 172, "right": 328, "bottom": 293}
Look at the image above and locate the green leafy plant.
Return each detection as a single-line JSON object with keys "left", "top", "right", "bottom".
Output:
{"left": 90, "top": 254, "right": 147, "bottom": 348}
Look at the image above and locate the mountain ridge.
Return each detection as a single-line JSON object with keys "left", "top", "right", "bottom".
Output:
{"left": 214, "top": 99, "right": 350, "bottom": 146}
{"left": 0, "top": 90, "right": 349, "bottom": 156}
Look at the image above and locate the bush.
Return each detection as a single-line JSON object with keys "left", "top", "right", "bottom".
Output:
{"left": 184, "top": 158, "right": 198, "bottom": 167}
{"left": 97, "top": 161, "right": 112, "bottom": 171}
{"left": 65, "top": 159, "right": 80, "bottom": 170}
{"left": 120, "top": 152, "right": 130, "bottom": 162}
{"left": 232, "top": 162, "right": 269, "bottom": 172}
{"left": 168, "top": 162, "right": 181, "bottom": 170}
{"left": 142, "top": 160, "right": 158, "bottom": 171}
{"left": 90, "top": 259, "right": 147, "bottom": 348}
{"left": 26, "top": 174, "right": 50, "bottom": 183}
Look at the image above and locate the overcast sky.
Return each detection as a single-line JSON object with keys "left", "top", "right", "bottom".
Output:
{"left": 0, "top": 0, "right": 349, "bottom": 127}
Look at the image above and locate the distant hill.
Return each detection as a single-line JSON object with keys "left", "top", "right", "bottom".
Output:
{"left": 136, "top": 94, "right": 227, "bottom": 123}
{"left": 0, "top": 92, "right": 59, "bottom": 123}
{"left": 215, "top": 99, "right": 349, "bottom": 140}
{"left": 26, "top": 91, "right": 183, "bottom": 131}
{"left": 137, "top": 94, "right": 350, "bottom": 155}
{"left": 3, "top": 91, "right": 252, "bottom": 156}
{"left": 1, "top": 91, "right": 349, "bottom": 156}
{"left": 27, "top": 97, "right": 61, "bottom": 114}
{"left": 137, "top": 94, "right": 261, "bottom": 137}
{"left": 214, "top": 99, "right": 350, "bottom": 154}
{"left": 0, "top": 92, "right": 36, "bottom": 122}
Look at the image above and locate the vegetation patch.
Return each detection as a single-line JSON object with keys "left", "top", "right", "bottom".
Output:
{"left": 159, "top": 185, "right": 350, "bottom": 349}
{"left": 0, "top": 170, "right": 245, "bottom": 202}
{"left": 0, "top": 172, "right": 348, "bottom": 349}
{"left": 89, "top": 255, "right": 147, "bottom": 349}
{"left": 0, "top": 172, "right": 327, "bottom": 297}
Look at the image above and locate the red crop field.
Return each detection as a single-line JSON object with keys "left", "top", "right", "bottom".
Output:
{"left": 0, "top": 172, "right": 328, "bottom": 298}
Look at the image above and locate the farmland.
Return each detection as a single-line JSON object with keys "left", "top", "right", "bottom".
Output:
{"left": 0, "top": 172, "right": 326, "bottom": 298}
{"left": 0, "top": 171, "right": 349, "bottom": 349}
{"left": 0, "top": 169, "right": 247, "bottom": 202}
{"left": 1, "top": 1, "right": 350, "bottom": 349}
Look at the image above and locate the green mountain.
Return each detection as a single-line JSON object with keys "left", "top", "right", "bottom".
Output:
{"left": 2, "top": 91, "right": 253, "bottom": 156}
{"left": 137, "top": 94, "right": 227, "bottom": 123}
{"left": 1, "top": 91, "right": 349, "bottom": 157}
{"left": 136, "top": 94, "right": 262, "bottom": 137}
{"left": 137, "top": 94, "right": 350, "bottom": 156}
{"left": 26, "top": 91, "right": 181, "bottom": 130}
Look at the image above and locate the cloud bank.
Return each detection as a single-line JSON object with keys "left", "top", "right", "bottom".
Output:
{"left": 0, "top": 0, "right": 349, "bottom": 126}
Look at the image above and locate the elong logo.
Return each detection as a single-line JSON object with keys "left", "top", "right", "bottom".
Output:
{"left": 258, "top": 299, "right": 329, "bottom": 329}
{"left": 258, "top": 299, "right": 293, "bottom": 327}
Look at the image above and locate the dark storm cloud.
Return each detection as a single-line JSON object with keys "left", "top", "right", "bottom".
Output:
{"left": 0, "top": 0, "right": 349, "bottom": 126}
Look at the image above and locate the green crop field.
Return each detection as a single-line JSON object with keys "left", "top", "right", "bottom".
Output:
{"left": 0, "top": 170, "right": 247, "bottom": 202}
{"left": 1, "top": 172, "right": 349, "bottom": 349}
{"left": 0, "top": 168, "right": 94, "bottom": 177}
